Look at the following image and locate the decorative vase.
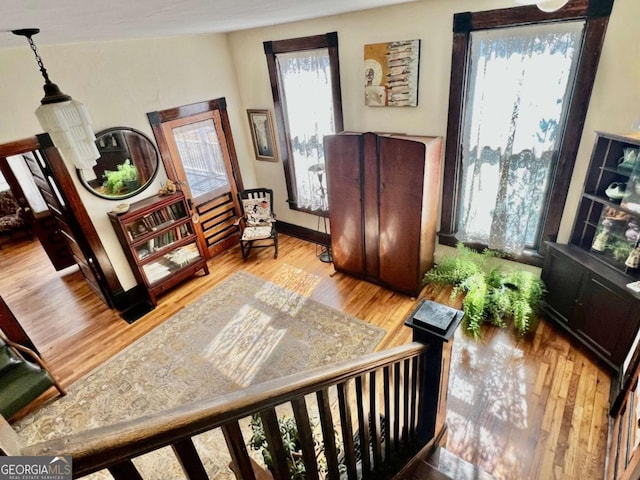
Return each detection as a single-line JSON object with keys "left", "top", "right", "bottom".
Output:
{"left": 618, "top": 148, "right": 638, "bottom": 172}
{"left": 591, "top": 230, "right": 609, "bottom": 252}
{"left": 626, "top": 247, "right": 640, "bottom": 269}
{"left": 605, "top": 182, "right": 626, "bottom": 201}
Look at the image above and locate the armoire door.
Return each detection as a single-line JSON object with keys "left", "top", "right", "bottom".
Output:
{"left": 378, "top": 136, "right": 428, "bottom": 294}
{"left": 324, "top": 133, "right": 365, "bottom": 276}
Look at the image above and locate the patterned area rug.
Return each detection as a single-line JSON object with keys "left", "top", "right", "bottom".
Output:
{"left": 14, "top": 267, "right": 385, "bottom": 478}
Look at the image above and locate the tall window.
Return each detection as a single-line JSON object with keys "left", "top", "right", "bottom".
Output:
{"left": 264, "top": 32, "right": 344, "bottom": 214}
{"left": 440, "top": 1, "right": 613, "bottom": 263}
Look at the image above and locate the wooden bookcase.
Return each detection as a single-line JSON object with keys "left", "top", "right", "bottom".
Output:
{"left": 108, "top": 191, "right": 209, "bottom": 305}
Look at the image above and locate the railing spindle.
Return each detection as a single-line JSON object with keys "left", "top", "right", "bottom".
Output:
{"left": 383, "top": 365, "right": 393, "bottom": 459}
{"left": 259, "top": 408, "right": 290, "bottom": 480}
{"left": 291, "top": 397, "right": 320, "bottom": 480}
{"left": 403, "top": 358, "right": 411, "bottom": 444}
{"left": 337, "top": 381, "right": 358, "bottom": 480}
{"left": 410, "top": 356, "right": 419, "bottom": 439}
{"left": 393, "top": 361, "right": 401, "bottom": 452}
{"left": 172, "top": 438, "right": 209, "bottom": 480}
{"left": 222, "top": 421, "right": 256, "bottom": 480}
{"left": 316, "top": 388, "right": 341, "bottom": 480}
{"left": 355, "top": 374, "right": 371, "bottom": 477}
{"left": 369, "top": 370, "right": 382, "bottom": 471}
{"left": 108, "top": 460, "right": 143, "bottom": 480}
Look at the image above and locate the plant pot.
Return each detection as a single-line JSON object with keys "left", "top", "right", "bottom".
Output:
{"left": 125, "top": 180, "right": 140, "bottom": 192}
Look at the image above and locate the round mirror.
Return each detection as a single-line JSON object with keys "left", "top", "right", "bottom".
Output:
{"left": 77, "top": 127, "right": 160, "bottom": 200}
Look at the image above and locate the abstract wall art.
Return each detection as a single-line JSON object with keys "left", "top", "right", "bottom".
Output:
{"left": 364, "top": 39, "right": 420, "bottom": 107}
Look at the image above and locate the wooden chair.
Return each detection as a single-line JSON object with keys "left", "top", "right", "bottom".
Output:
{"left": 237, "top": 188, "right": 278, "bottom": 260}
{"left": 0, "top": 330, "right": 65, "bottom": 420}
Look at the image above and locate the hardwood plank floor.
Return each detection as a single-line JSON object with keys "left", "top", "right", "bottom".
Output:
{"left": 0, "top": 235, "right": 610, "bottom": 479}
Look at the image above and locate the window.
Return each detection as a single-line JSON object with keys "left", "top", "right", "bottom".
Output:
{"left": 439, "top": 1, "right": 613, "bottom": 264}
{"left": 264, "top": 32, "right": 344, "bottom": 214}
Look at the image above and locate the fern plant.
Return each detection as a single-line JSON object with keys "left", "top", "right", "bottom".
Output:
{"left": 424, "top": 244, "right": 545, "bottom": 339}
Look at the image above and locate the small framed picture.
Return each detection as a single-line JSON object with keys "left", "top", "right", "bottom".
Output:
{"left": 247, "top": 109, "right": 278, "bottom": 162}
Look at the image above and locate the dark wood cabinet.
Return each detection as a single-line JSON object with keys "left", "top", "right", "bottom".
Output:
{"left": 541, "top": 243, "right": 640, "bottom": 369}
{"left": 324, "top": 132, "right": 442, "bottom": 296}
{"left": 542, "top": 132, "right": 640, "bottom": 414}
{"left": 108, "top": 191, "right": 209, "bottom": 306}
{"left": 556, "top": 131, "right": 640, "bottom": 480}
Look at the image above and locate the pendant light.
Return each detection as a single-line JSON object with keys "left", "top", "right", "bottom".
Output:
{"left": 514, "top": 0, "right": 570, "bottom": 12}
{"left": 12, "top": 28, "right": 99, "bottom": 170}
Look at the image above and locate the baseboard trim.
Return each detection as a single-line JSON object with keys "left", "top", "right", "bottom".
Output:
{"left": 276, "top": 221, "right": 330, "bottom": 246}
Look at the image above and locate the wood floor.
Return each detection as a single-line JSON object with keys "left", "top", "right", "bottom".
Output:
{"left": 0, "top": 234, "right": 611, "bottom": 479}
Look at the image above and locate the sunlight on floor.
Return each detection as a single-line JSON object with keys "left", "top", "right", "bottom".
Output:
{"left": 255, "top": 263, "right": 320, "bottom": 315}
{"left": 202, "top": 304, "right": 286, "bottom": 387}
{"left": 450, "top": 340, "right": 528, "bottom": 430}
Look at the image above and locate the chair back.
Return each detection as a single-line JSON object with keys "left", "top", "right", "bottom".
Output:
{"left": 238, "top": 188, "right": 275, "bottom": 226}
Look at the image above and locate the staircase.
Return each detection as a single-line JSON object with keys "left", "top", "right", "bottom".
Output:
{"left": 397, "top": 446, "right": 495, "bottom": 480}
{"left": 0, "top": 318, "right": 492, "bottom": 480}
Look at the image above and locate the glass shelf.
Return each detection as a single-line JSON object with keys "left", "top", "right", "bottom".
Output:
{"left": 133, "top": 222, "right": 193, "bottom": 262}
{"left": 141, "top": 243, "right": 202, "bottom": 286}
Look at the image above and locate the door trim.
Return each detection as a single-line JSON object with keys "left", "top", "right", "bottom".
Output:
{"left": 147, "top": 98, "right": 245, "bottom": 259}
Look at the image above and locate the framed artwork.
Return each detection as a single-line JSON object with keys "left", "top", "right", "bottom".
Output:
{"left": 364, "top": 39, "right": 420, "bottom": 107}
{"left": 247, "top": 109, "right": 278, "bottom": 162}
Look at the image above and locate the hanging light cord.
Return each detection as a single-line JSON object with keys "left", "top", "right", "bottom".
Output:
{"left": 25, "top": 33, "right": 52, "bottom": 86}
{"left": 13, "top": 28, "right": 71, "bottom": 104}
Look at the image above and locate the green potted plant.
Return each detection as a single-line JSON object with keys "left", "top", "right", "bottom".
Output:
{"left": 102, "top": 159, "right": 139, "bottom": 195}
{"left": 424, "top": 243, "right": 545, "bottom": 339}
{"left": 248, "top": 413, "right": 340, "bottom": 479}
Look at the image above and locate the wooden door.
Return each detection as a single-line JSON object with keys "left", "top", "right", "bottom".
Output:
{"left": 378, "top": 136, "right": 426, "bottom": 294}
{"left": 0, "top": 135, "right": 122, "bottom": 308}
{"left": 0, "top": 295, "right": 37, "bottom": 354}
{"left": 0, "top": 152, "right": 74, "bottom": 270}
{"left": 148, "top": 99, "right": 244, "bottom": 259}
{"left": 325, "top": 133, "right": 365, "bottom": 276}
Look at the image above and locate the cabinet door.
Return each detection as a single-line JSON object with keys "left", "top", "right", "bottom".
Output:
{"left": 378, "top": 136, "right": 426, "bottom": 294}
{"left": 541, "top": 247, "right": 586, "bottom": 324}
{"left": 325, "top": 134, "right": 365, "bottom": 276}
{"left": 578, "top": 276, "right": 638, "bottom": 365}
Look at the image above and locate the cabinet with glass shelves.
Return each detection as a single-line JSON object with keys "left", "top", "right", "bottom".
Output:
{"left": 542, "top": 131, "right": 640, "bottom": 413}
{"left": 571, "top": 131, "right": 640, "bottom": 275}
{"left": 108, "top": 191, "right": 209, "bottom": 306}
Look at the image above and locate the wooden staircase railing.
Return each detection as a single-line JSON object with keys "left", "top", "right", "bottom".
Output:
{"left": 3, "top": 323, "right": 456, "bottom": 480}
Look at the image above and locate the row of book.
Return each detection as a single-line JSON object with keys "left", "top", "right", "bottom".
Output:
{"left": 126, "top": 203, "right": 186, "bottom": 240}
{"left": 136, "top": 224, "right": 192, "bottom": 258}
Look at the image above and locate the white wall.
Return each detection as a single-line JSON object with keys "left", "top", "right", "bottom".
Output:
{"left": 1, "top": 0, "right": 639, "bottom": 290}
{"left": 0, "top": 34, "right": 256, "bottom": 290}
{"left": 228, "top": 0, "right": 640, "bottom": 255}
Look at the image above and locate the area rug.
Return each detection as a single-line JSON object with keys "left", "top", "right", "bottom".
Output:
{"left": 14, "top": 267, "right": 385, "bottom": 478}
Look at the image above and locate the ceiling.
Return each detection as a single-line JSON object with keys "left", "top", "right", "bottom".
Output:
{"left": 0, "top": 0, "right": 418, "bottom": 49}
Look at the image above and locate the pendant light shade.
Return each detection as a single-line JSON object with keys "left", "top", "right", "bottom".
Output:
{"left": 536, "top": 0, "right": 570, "bottom": 12}
{"left": 514, "top": 0, "right": 570, "bottom": 12}
{"left": 13, "top": 28, "right": 99, "bottom": 170}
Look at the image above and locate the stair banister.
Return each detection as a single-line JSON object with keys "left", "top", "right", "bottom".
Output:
{"left": 7, "top": 307, "right": 462, "bottom": 480}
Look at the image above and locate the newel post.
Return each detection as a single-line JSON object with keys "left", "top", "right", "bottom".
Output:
{"left": 404, "top": 300, "right": 463, "bottom": 442}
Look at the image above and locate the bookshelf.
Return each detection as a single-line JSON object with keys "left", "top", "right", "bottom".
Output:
{"left": 108, "top": 191, "right": 209, "bottom": 305}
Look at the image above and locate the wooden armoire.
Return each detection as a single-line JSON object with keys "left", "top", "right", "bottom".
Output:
{"left": 324, "top": 132, "right": 443, "bottom": 296}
